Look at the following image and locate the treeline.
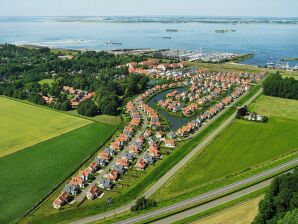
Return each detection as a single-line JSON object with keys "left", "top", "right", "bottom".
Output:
{"left": 0, "top": 44, "right": 148, "bottom": 116}
{"left": 253, "top": 169, "right": 298, "bottom": 224}
{"left": 263, "top": 73, "right": 298, "bottom": 99}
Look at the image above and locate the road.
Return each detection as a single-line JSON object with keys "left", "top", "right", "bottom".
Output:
{"left": 70, "top": 88, "right": 267, "bottom": 224}
{"left": 115, "top": 158, "right": 298, "bottom": 224}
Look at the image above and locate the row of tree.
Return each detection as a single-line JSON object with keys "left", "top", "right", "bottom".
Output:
{"left": 253, "top": 169, "right": 298, "bottom": 224}
{"left": 263, "top": 73, "right": 298, "bottom": 100}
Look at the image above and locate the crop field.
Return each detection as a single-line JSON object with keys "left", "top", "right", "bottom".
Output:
{"left": 194, "top": 196, "right": 263, "bottom": 224}
{"left": 0, "top": 97, "right": 91, "bottom": 157}
{"left": 0, "top": 120, "right": 115, "bottom": 224}
{"left": 154, "top": 96, "right": 298, "bottom": 201}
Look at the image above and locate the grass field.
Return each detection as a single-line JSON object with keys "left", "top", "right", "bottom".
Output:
{"left": 154, "top": 96, "right": 298, "bottom": 201}
{"left": 38, "top": 79, "right": 54, "bottom": 85}
{"left": 0, "top": 122, "right": 115, "bottom": 224}
{"left": 250, "top": 95, "right": 298, "bottom": 121}
{"left": 67, "top": 110, "right": 121, "bottom": 126}
{"left": 195, "top": 196, "right": 263, "bottom": 224}
{"left": 0, "top": 97, "right": 91, "bottom": 157}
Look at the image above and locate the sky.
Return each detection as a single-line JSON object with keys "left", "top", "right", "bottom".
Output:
{"left": 0, "top": 0, "right": 298, "bottom": 17}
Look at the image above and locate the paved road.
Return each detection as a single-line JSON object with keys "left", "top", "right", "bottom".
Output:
{"left": 116, "top": 158, "right": 297, "bottom": 224}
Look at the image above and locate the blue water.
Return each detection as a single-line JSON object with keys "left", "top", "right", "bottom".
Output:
{"left": 147, "top": 87, "right": 193, "bottom": 130}
{"left": 0, "top": 16, "right": 298, "bottom": 66}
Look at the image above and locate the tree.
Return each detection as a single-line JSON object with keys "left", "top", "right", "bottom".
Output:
{"left": 131, "top": 197, "right": 157, "bottom": 212}
{"left": 253, "top": 169, "right": 298, "bottom": 224}
{"left": 236, "top": 105, "right": 248, "bottom": 118}
{"left": 77, "top": 100, "right": 99, "bottom": 117}
{"left": 99, "top": 94, "right": 120, "bottom": 115}
{"left": 277, "top": 209, "right": 298, "bottom": 224}
{"left": 28, "top": 93, "right": 45, "bottom": 105}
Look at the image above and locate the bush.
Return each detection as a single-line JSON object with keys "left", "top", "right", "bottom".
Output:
{"left": 131, "top": 197, "right": 157, "bottom": 212}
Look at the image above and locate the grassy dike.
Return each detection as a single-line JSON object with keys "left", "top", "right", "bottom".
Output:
{"left": 24, "top": 84, "right": 262, "bottom": 224}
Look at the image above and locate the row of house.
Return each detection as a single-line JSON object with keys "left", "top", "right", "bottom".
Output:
{"left": 53, "top": 164, "right": 101, "bottom": 209}
{"left": 176, "top": 87, "right": 246, "bottom": 137}
{"left": 53, "top": 101, "right": 142, "bottom": 209}
{"left": 97, "top": 101, "right": 145, "bottom": 190}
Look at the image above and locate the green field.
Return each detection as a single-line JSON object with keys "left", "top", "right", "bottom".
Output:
{"left": 67, "top": 110, "right": 121, "bottom": 126}
{"left": 38, "top": 79, "right": 54, "bottom": 85}
{"left": 0, "top": 122, "right": 115, "bottom": 224}
{"left": 154, "top": 96, "right": 298, "bottom": 201}
{"left": 0, "top": 97, "right": 91, "bottom": 157}
{"left": 250, "top": 95, "right": 298, "bottom": 120}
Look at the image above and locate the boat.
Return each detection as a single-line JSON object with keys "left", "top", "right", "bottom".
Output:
{"left": 162, "top": 36, "right": 172, "bottom": 39}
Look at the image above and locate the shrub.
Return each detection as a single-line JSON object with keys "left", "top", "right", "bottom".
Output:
{"left": 131, "top": 197, "right": 157, "bottom": 212}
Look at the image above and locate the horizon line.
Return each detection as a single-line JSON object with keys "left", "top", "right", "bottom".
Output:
{"left": 1, "top": 15, "right": 298, "bottom": 18}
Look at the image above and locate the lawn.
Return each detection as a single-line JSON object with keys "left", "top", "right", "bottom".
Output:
{"left": 0, "top": 122, "right": 115, "bottom": 224}
{"left": 154, "top": 96, "right": 298, "bottom": 201}
{"left": 0, "top": 97, "right": 91, "bottom": 157}
{"left": 194, "top": 196, "right": 263, "bottom": 224}
{"left": 38, "top": 79, "right": 54, "bottom": 85}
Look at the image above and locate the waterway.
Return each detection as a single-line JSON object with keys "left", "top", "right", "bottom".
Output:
{"left": 147, "top": 87, "right": 193, "bottom": 130}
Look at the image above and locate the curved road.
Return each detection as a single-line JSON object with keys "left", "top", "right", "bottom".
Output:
{"left": 70, "top": 88, "right": 286, "bottom": 224}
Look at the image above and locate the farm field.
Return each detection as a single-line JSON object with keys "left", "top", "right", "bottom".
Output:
{"left": 194, "top": 196, "right": 263, "bottom": 224}
{"left": 0, "top": 122, "right": 115, "bottom": 224}
{"left": 0, "top": 97, "right": 91, "bottom": 157}
{"left": 153, "top": 96, "right": 298, "bottom": 201}
{"left": 67, "top": 110, "right": 121, "bottom": 126}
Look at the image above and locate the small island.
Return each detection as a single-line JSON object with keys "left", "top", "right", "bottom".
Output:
{"left": 281, "top": 57, "right": 298, "bottom": 61}
{"left": 166, "top": 29, "right": 178, "bottom": 32}
{"left": 215, "top": 29, "right": 236, "bottom": 33}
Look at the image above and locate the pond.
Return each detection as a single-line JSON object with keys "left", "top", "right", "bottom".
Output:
{"left": 147, "top": 87, "right": 193, "bottom": 131}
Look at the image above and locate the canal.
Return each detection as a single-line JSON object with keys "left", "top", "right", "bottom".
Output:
{"left": 147, "top": 87, "right": 193, "bottom": 131}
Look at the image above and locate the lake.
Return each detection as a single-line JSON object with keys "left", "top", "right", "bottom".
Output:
{"left": 0, "top": 16, "right": 298, "bottom": 66}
